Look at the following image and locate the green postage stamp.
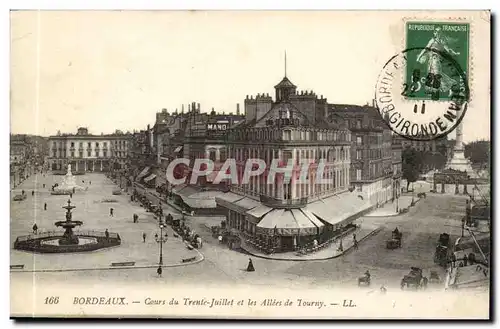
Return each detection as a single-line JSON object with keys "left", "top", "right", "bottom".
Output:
{"left": 404, "top": 22, "right": 470, "bottom": 101}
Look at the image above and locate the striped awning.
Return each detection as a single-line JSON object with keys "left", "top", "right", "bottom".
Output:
{"left": 256, "top": 208, "right": 323, "bottom": 236}
{"left": 246, "top": 205, "right": 273, "bottom": 219}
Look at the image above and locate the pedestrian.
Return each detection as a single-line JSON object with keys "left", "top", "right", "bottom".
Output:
{"left": 247, "top": 258, "right": 255, "bottom": 272}
{"left": 69, "top": 193, "right": 73, "bottom": 198}
{"left": 463, "top": 254, "right": 468, "bottom": 267}
{"left": 105, "top": 229, "right": 109, "bottom": 240}
{"left": 353, "top": 239, "right": 358, "bottom": 250}
{"left": 380, "top": 285, "right": 387, "bottom": 294}
{"left": 157, "top": 266, "right": 162, "bottom": 278}
{"left": 42, "top": 183, "right": 45, "bottom": 188}
{"left": 450, "top": 253, "right": 456, "bottom": 267}
{"left": 31, "top": 190, "right": 35, "bottom": 196}
{"left": 72, "top": 187, "right": 76, "bottom": 194}
{"left": 32, "top": 223, "right": 38, "bottom": 234}
{"left": 90, "top": 181, "right": 92, "bottom": 185}
{"left": 44, "top": 202, "right": 47, "bottom": 211}
{"left": 22, "top": 190, "right": 25, "bottom": 195}
{"left": 110, "top": 208, "right": 114, "bottom": 217}
{"left": 155, "top": 233, "right": 159, "bottom": 240}
{"left": 143, "top": 232, "right": 146, "bottom": 243}
{"left": 338, "top": 239, "right": 344, "bottom": 252}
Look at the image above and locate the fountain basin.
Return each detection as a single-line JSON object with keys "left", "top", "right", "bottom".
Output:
{"left": 13, "top": 230, "right": 121, "bottom": 253}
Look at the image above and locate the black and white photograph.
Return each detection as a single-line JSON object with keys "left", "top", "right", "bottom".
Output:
{"left": 9, "top": 10, "right": 491, "bottom": 319}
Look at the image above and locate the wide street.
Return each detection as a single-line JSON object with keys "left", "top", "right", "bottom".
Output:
{"left": 11, "top": 173, "right": 469, "bottom": 291}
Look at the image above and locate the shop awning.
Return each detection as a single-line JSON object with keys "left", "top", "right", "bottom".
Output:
{"left": 301, "top": 208, "right": 325, "bottom": 229}
{"left": 256, "top": 209, "right": 323, "bottom": 236}
{"left": 174, "top": 146, "right": 183, "bottom": 153}
{"left": 234, "top": 197, "right": 260, "bottom": 211}
{"left": 172, "top": 183, "right": 187, "bottom": 193}
{"left": 181, "top": 197, "right": 217, "bottom": 209}
{"left": 246, "top": 205, "right": 273, "bottom": 219}
{"left": 144, "top": 174, "right": 157, "bottom": 182}
{"left": 291, "top": 209, "right": 324, "bottom": 234}
{"left": 176, "top": 186, "right": 199, "bottom": 197}
{"left": 215, "top": 192, "right": 245, "bottom": 211}
{"left": 136, "top": 166, "right": 150, "bottom": 181}
{"left": 306, "top": 192, "right": 371, "bottom": 229}
{"left": 154, "top": 170, "right": 167, "bottom": 185}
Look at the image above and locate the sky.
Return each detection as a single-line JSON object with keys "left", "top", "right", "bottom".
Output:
{"left": 10, "top": 10, "right": 490, "bottom": 142}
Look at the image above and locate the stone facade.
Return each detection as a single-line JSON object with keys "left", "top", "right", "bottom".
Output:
{"left": 329, "top": 105, "right": 394, "bottom": 206}
{"left": 48, "top": 127, "right": 132, "bottom": 172}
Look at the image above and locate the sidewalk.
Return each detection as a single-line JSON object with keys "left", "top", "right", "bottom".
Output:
{"left": 239, "top": 225, "right": 383, "bottom": 261}
{"left": 364, "top": 196, "right": 419, "bottom": 217}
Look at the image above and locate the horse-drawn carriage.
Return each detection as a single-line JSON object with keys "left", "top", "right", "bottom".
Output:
{"left": 428, "top": 270, "right": 441, "bottom": 284}
{"left": 358, "top": 271, "right": 371, "bottom": 287}
{"left": 386, "top": 229, "right": 402, "bottom": 249}
{"left": 401, "top": 267, "right": 428, "bottom": 290}
{"left": 417, "top": 192, "right": 427, "bottom": 198}
{"left": 434, "top": 233, "right": 450, "bottom": 267}
{"left": 13, "top": 194, "right": 27, "bottom": 201}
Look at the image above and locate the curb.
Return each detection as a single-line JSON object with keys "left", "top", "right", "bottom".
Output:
{"left": 240, "top": 226, "right": 383, "bottom": 262}
{"left": 10, "top": 245, "right": 205, "bottom": 274}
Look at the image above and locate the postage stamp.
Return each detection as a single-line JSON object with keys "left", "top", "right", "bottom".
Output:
{"left": 374, "top": 19, "right": 471, "bottom": 142}
{"left": 404, "top": 22, "right": 470, "bottom": 102}
{"left": 9, "top": 10, "right": 490, "bottom": 320}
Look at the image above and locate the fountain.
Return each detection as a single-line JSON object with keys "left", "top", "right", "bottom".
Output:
{"left": 54, "top": 200, "right": 83, "bottom": 245}
{"left": 13, "top": 199, "right": 121, "bottom": 253}
{"left": 51, "top": 164, "right": 87, "bottom": 195}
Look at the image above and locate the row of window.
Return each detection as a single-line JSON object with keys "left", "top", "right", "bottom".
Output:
{"left": 231, "top": 128, "right": 351, "bottom": 143}
{"left": 52, "top": 141, "right": 127, "bottom": 148}
{"left": 236, "top": 165, "right": 350, "bottom": 199}
{"left": 230, "top": 147, "right": 350, "bottom": 164}
{"left": 52, "top": 151, "right": 111, "bottom": 158}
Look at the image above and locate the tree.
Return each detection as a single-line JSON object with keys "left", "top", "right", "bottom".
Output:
{"left": 402, "top": 148, "right": 424, "bottom": 190}
{"left": 465, "top": 140, "right": 490, "bottom": 165}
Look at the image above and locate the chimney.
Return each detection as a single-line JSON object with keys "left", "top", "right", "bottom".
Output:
{"left": 188, "top": 104, "right": 191, "bottom": 112}
{"left": 372, "top": 99, "right": 376, "bottom": 108}
{"left": 181, "top": 104, "right": 184, "bottom": 112}
{"left": 197, "top": 103, "right": 200, "bottom": 112}
{"left": 236, "top": 103, "right": 240, "bottom": 115}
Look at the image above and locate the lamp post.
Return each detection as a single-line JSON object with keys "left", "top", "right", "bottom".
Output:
{"left": 155, "top": 219, "right": 168, "bottom": 265}
{"left": 411, "top": 182, "right": 415, "bottom": 206}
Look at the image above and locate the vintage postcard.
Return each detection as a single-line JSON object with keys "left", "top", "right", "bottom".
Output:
{"left": 10, "top": 10, "right": 491, "bottom": 319}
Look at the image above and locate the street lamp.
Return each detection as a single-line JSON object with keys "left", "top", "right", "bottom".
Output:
{"left": 411, "top": 182, "right": 415, "bottom": 206}
{"left": 155, "top": 219, "right": 168, "bottom": 265}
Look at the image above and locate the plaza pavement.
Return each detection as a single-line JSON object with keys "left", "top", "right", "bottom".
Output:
{"left": 10, "top": 192, "right": 478, "bottom": 294}
{"left": 10, "top": 173, "right": 484, "bottom": 293}
{"left": 10, "top": 173, "right": 201, "bottom": 272}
